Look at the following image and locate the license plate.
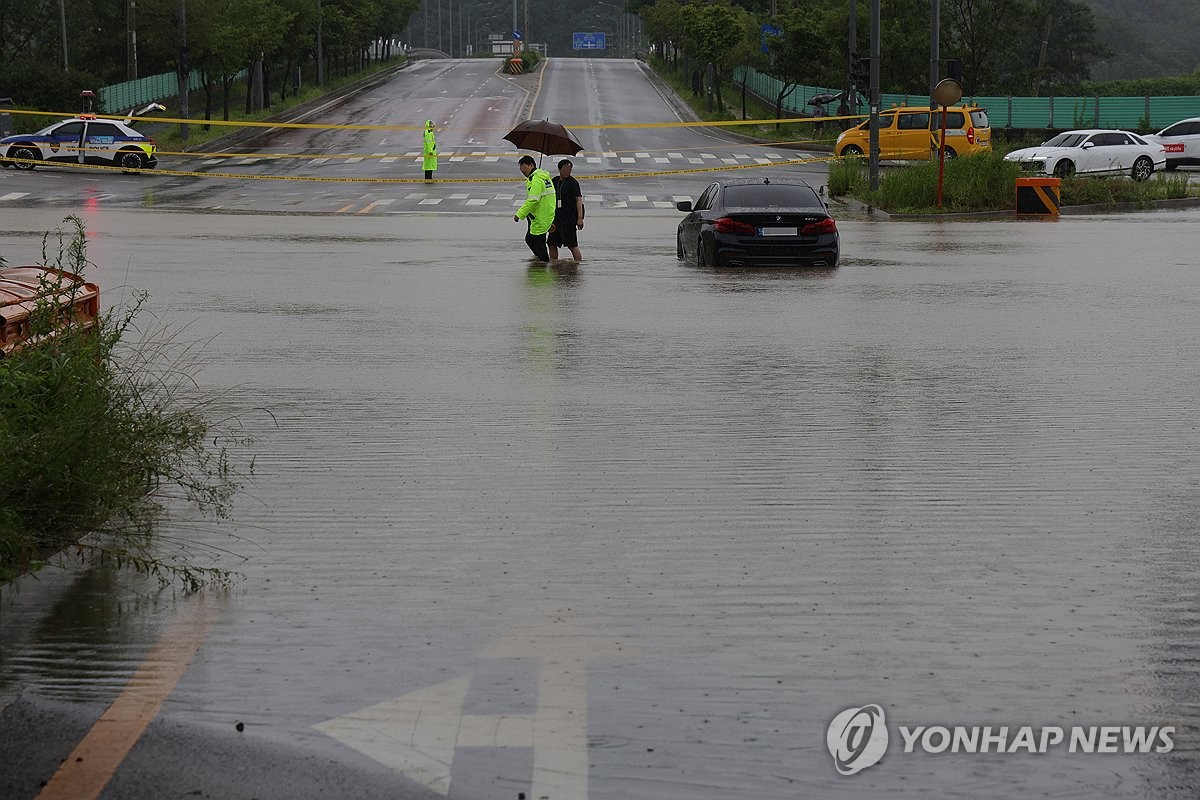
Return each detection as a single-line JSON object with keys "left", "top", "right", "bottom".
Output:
{"left": 758, "top": 227, "right": 797, "bottom": 237}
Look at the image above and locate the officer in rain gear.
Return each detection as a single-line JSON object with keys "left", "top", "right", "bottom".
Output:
{"left": 422, "top": 120, "right": 437, "bottom": 181}
{"left": 513, "top": 155, "right": 556, "bottom": 262}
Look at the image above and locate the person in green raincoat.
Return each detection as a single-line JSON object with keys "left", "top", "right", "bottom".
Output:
{"left": 422, "top": 120, "right": 437, "bottom": 181}
{"left": 513, "top": 155, "right": 556, "bottom": 263}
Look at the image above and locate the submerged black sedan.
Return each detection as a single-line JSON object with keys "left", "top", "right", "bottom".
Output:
{"left": 676, "top": 177, "right": 839, "bottom": 268}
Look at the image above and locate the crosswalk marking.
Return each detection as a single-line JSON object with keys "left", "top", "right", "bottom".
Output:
{"left": 465, "top": 198, "right": 488, "bottom": 206}
{"left": 418, "top": 198, "right": 442, "bottom": 205}
{"left": 0, "top": 192, "right": 29, "bottom": 201}
{"left": 310, "top": 157, "right": 329, "bottom": 165}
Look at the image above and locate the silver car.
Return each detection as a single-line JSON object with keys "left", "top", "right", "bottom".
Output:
{"left": 1002, "top": 129, "right": 1165, "bottom": 181}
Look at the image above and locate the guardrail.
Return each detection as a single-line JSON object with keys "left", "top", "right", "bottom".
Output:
{"left": 730, "top": 66, "right": 1200, "bottom": 130}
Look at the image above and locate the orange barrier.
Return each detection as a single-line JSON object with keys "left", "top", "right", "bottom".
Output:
{"left": 1015, "top": 177, "right": 1060, "bottom": 217}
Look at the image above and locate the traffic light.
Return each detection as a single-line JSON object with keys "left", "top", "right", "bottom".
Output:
{"left": 850, "top": 52, "right": 869, "bottom": 86}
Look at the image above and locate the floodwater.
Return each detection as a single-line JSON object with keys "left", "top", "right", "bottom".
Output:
{"left": 1, "top": 205, "right": 1199, "bottom": 798}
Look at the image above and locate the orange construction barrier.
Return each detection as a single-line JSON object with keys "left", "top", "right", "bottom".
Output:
{"left": 1015, "top": 177, "right": 1061, "bottom": 217}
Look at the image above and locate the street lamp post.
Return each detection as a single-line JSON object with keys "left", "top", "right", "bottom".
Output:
{"left": 597, "top": 2, "right": 622, "bottom": 55}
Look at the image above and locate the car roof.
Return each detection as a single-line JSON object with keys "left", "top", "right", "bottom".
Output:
{"left": 1056, "top": 129, "right": 1140, "bottom": 136}
{"left": 712, "top": 177, "right": 817, "bottom": 189}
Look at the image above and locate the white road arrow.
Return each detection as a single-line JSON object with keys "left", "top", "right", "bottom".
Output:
{"left": 314, "top": 604, "right": 634, "bottom": 799}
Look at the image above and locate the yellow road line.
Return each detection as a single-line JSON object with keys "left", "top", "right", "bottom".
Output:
{"left": 36, "top": 599, "right": 219, "bottom": 800}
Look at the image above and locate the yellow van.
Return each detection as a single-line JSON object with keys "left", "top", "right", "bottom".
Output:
{"left": 835, "top": 104, "right": 991, "bottom": 160}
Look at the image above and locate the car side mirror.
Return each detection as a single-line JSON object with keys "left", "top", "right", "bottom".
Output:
{"left": 1082, "top": 141, "right": 1094, "bottom": 149}
{"left": 676, "top": 200, "right": 693, "bottom": 212}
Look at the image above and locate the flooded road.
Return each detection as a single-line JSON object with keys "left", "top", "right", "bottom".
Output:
{"left": 2, "top": 205, "right": 1199, "bottom": 798}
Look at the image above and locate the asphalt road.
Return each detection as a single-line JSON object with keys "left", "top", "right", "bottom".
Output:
{"left": 1, "top": 58, "right": 1199, "bottom": 800}
{"left": 0, "top": 58, "right": 828, "bottom": 217}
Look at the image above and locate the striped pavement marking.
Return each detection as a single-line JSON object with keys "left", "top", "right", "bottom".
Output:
{"left": 0, "top": 192, "right": 30, "bottom": 201}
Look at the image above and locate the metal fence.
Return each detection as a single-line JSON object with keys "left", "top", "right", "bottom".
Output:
{"left": 99, "top": 70, "right": 214, "bottom": 113}
{"left": 730, "top": 66, "right": 1200, "bottom": 130}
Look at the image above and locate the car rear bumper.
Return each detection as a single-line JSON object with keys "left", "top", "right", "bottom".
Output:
{"left": 713, "top": 235, "right": 840, "bottom": 268}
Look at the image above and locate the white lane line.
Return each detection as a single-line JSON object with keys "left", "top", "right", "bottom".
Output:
{"left": 654, "top": 157, "right": 669, "bottom": 164}
{"left": 345, "top": 157, "right": 364, "bottom": 164}
{"left": 465, "top": 198, "right": 488, "bottom": 206}
{"left": 0, "top": 192, "right": 29, "bottom": 201}
{"left": 652, "top": 201, "right": 673, "bottom": 208}
{"left": 620, "top": 157, "right": 635, "bottom": 164}
{"left": 721, "top": 158, "right": 738, "bottom": 165}
{"left": 667, "top": 152, "right": 684, "bottom": 158}
{"left": 701, "top": 153, "right": 716, "bottom": 159}
{"left": 485, "top": 156, "right": 500, "bottom": 162}
{"left": 310, "top": 157, "right": 329, "bottom": 165}
{"left": 586, "top": 157, "right": 601, "bottom": 164}
{"left": 418, "top": 198, "right": 442, "bottom": 205}
{"left": 628, "top": 195, "right": 648, "bottom": 202}
{"left": 688, "top": 158, "right": 703, "bottom": 164}
{"left": 381, "top": 157, "right": 397, "bottom": 163}
{"left": 635, "top": 152, "right": 650, "bottom": 158}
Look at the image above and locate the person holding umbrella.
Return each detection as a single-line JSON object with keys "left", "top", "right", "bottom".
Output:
{"left": 514, "top": 155, "right": 556, "bottom": 263}
{"left": 422, "top": 120, "right": 437, "bottom": 181}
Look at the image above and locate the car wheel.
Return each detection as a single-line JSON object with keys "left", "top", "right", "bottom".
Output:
{"left": 695, "top": 236, "right": 708, "bottom": 267}
{"left": 1053, "top": 159, "right": 1075, "bottom": 178}
{"left": 841, "top": 145, "right": 863, "bottom": 158}
{"left": 942, "top": 147, "right": 957, "bottom": 160}
{"left": 1131, "top": 156, "right": 1154, "bottom": 182}
{"left": 677, "top": 232, "right": 685, "bottom": 259}
{"left": 9, "top": 145, "right": 38, "bottom": 171}
{"left": 118, "top": 149, "right": 145, "bottom": 172}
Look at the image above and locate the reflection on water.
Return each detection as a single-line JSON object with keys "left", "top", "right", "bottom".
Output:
{"left": 0, "top": 564, "right": 163, "bottom": 703}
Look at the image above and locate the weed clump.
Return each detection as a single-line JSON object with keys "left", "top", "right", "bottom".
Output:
{"left": 0, "top": 217, "right": 248, "bottom": 590}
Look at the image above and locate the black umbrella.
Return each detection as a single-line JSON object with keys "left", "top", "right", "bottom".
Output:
{"left": 503, "top": 119, "right": 584, "bottom": 158}
{"left": 807, "top": 92, "right": 840, "bottom": 106}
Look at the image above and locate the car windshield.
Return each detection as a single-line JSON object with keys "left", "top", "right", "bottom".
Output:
{"left": 722, "top": 184, "right": 820, "bottom": 209}
{"left": 1042, "top": 133, "right": 1089, "bottom": 148}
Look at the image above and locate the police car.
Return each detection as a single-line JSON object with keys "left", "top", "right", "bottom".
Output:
{"left": 1143, "top": 117, "right": 1200, "bottom": 171}
{"left": 0, "top": 109, "right": 159, "bottom": 173}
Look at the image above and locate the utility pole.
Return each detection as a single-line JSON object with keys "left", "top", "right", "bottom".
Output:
{"left": 847, "top": 0, "right": 857, "bottom": 114}
{"left": 59, "top": 0, "right": 68, "bottom": 70}
{"left": 869, "top": 0, "right": 880, "bottom": 191}
{"left": 127, "top": 1, "right": 138, "bottom": 79}
{"left": 177, "top": 0, "right": 189, "bottom": 143}
{"left": 929, "top": 0, "right": 939, "bottom": 99}
{"left": 317, "top": 0, "right": 324, "bottom": 85}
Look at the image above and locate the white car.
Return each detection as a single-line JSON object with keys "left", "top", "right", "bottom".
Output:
{"left": 1143, "top": 117, "right": 1200, "bottom": 171}
{"left": 1002, "top": 129, "right": 1165, "bottom": 181}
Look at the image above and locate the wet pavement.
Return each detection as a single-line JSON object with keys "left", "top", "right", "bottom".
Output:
{"left": 1, "top": 205, "right": 1199, "bottom": 798}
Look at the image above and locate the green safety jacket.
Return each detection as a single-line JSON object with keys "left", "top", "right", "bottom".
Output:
{"left": 422, "top": 123, "right": 437, "bottom": 171}
{"left": 516, "top": 168, "right": 556, "bottom": 235}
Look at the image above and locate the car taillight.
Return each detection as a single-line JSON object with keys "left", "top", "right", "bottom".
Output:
{"left": 967, "top": 126, "right": 975, "bottom": 144}
{"left": 800, "top": 218, "right": 837, "bottom": 235}
{"left": 714, "top": 217, "right": 756, "bottom": 235}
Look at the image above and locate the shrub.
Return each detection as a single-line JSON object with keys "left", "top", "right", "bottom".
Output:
{"left": 0, "top": 217, "right": 249, "bottom": 589}
{"left": 520, "top": 49, "right": 541, "bottom": 70}
{"left": 867, "top": 151, "right": 1022, "bottom": 212}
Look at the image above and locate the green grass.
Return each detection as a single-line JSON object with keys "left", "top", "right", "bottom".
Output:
{"left": 0, "top": 217, "right": 249, "bottom": 589}
{"left": 832, "top": 148, "right": 1197, "bottom": 213}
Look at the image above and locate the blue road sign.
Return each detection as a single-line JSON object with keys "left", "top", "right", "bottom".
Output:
{"left": 572, "top": 32, "right": 607, "bottom": 50}
{"left": 761, "top": 23, "right": 781, "bottom": 53}
{"left": 513, "top": 30, "right": 522, "bottom": 40}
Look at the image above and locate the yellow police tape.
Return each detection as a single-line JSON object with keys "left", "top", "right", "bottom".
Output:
{"left": 1, "top": 153, "right": 842, "bottom": 183}
{"left": 6, "top": 107, "right": 861, "bottom": 132}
